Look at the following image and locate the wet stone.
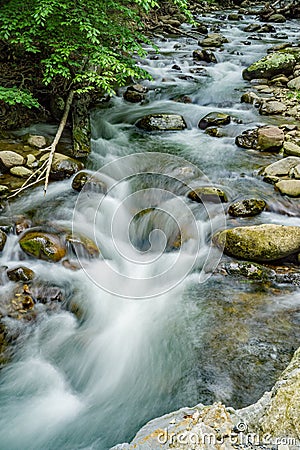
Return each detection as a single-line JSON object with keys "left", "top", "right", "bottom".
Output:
{"left": 7, "top": 266, "right": 35, "bottom": 282}
{"left": 198, "top": 112, "right": 231, "bottom": 129}
{"left": 188, "top": 186, "right": 228, "bottom": 203}
{"left": 228, "top": 199, "right": 266, "bottom": 217}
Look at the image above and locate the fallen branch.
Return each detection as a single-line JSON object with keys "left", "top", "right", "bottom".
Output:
{"left": 44, "top": 89, "right": 74, "bottom": 195}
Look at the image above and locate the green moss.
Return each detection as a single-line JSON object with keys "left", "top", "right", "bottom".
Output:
{"left": 243, "top": 52, "right": 296, "bottom": 80}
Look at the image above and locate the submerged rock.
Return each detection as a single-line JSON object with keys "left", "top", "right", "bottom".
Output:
{"left": 188, "top": 186, "right": 228, "bottom": 203}
{"left": 214, "top": 224, "right": 300, "bottom": 262}
{"left": 228, "top": 198, "right": 266, "bottom": 217}
{"left": 72, "top": 171, "right": 107, "bottom": 193}
{"left": 242, "top": 52, "right": 296, "bottom": 80}
{"left": 66, "top": 233, "right": 100, "bottom": 258}
{"left": 198, "top": 112, "right": 231, "bottom": 129}
{"left": 136, "top": 114, "right": 187, "bottom": 131}
{"left": 19, "top": 231, "right": 66, "bottom": 262}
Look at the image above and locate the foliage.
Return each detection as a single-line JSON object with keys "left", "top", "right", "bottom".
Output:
{"left": 0, "top": 0, "right": 191, "bottom": 107}
{"left": 0, "top": 86, "right": 40, "bottom": 108}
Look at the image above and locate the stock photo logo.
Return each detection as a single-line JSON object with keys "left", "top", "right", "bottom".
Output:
{"left": 72, "top": 152, "right": 226, "bottom": 299}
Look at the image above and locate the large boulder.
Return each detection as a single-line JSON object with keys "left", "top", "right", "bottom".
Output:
{"left": 19, "top": 231, "right": 66, "bottom": 262}
{"left": 242, "top": 52, "right": 296, "bottom": 80}
{"left": 199, "top": 33, "right": 228, "bottom": 47}
{"left": 198, "top": 112, "right": 231, "bottom": 129}
{"left": 136, "top": 114, "right": 187, "bottom": 131}
{"left": 213, "top": 224, "right": 300, "bottom": 261}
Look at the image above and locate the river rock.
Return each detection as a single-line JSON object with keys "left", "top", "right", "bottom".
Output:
{"left": 259, "top": 100, "right": 286, "bottom": 115}
{"left": 195, "top": 23, "right": 208, "bottom": 34}
{"left": 188, "top": 186, "right": 228, "bottom": 203}
{"left": 224, "top": 261, "right": 275, "bottom": 281}
{"left": 283, "top": 141, "right": 300, "bottom": 157}
{"left": 213, "top": 224, "right": 300, "bottom": 261}
{"left": 256, "top": 126, "right": 284, "bottom": 151}
{"left": 0, "top": 151, "right": 24, "bottom": 171}
{"left": 235, "top": 128, "right": 257, "bottom": 149}
{"left": 259, "top": 24, "right": 276, "bottom": 33}
{"left": 136, "top": 114, "right": 187, "bottom": 131}
{"left": 242, "top": 52, "right": 296, "bottom": 80}
{"left": 241, "top": 91, "right": 261, "bottom": 104}
{"left": 27, "top": 134, "right": 47, "bottom": 149}
{"left": 14, "top": 216, "right": 32, "bottom": 235}
{"left": 7, "top": 266, "right": 35, "bottom": 282}
{"left": 123, "top": 84, "right": 148, "bottom": 103}
{"left": 287, "top": 76, "right": 300, "bottom": 90}
{"left": 243, "top": 23, "right": 261, "bottom": 32}
{"left": 262, "top": 156, "right": 300, "bottom": 178}
{"left": 10, "top": 166, "right": 33, "bottom": 178}
{"left": 0, "top": 230, "right": 7, "bottom": 252}
{"left": 228, "top": 198, "right": 266, "bottom": 217}
{"left": 19, "top": 231, "right": 66, "bottom": 262}
{"left": 293, "top": 164, "right": 300, "bottom": 178}
{"left": 40, "top": 153, "right": 84, "bottom": 180}
{"left": 72, "top": 171, "right": 107, "bottom": 193}
{"left": 199, "top": 33, "right": 228, "bottom": 47}
{"left": 275, "top": 179, "right": 300, "bottom": 197}
{"left": 268, "top": 13, "right": 286, "bottom": 22}
{"left": 193, "top": 49, "right": 217, "bottom": 63}
{"left": 66, "top": 233, "right": 100, "bottom": 258}
{"left": 227, "top": 13, "right": 241, "bottom": 20}
{"left": 198, "top": 112, "right": 230, "bottom": 129}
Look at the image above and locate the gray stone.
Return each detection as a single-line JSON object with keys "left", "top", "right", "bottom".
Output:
{"left": 275, "top": 179, "right": 300, "bottom": 197}
{"left": 0, "top": 151, "right": 24, "bottom": 170}
{"left": 193, "top": 49, "right": 217, "bottom": 63}
{"left": 213, "top": 224, "right": 300, "bottom": 261}
{"left": 199, "top": 33, "right": 228, "bottom": 47}
{"left": 241, "top": 91, "right": 261, "bottom": 104}
{"left": 27, "top": 135, "right": 47, "bottom": 148}
{"left": 256, "top": 126, "right": 284, "bottom": 151}
{"left": 259, "top": 100, "right": 286, "bottom": 115}
{"left": 262, "top": 156, "right": 300, "bottom": 177}
{"left": 283, "top": 141, "right": 300, "bottom": 157}
{"left": 287, "top": 76, "right": 300, "bottom": 90}
{"left": 136, "top": 114, "right": 187, "bottom": 131}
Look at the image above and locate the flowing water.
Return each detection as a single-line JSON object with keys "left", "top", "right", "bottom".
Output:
{"left": 0, "top": 10, "right": 300, "bottom": 450}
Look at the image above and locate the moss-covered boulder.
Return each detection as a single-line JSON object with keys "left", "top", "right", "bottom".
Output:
{"left": 136, "top": 114, "right": 187, "bottom": 131}
{"left": 242, "top": 52, "right": 296, "bottom": 80}
{"left": 19, "top": 231, "right": 66, "bottom": 262}
{"left": 213, "top": 224, "right": 300, "bottom": 261}
{"left": 198, "top": 112, "right": 231, "bottom": 130}
{"left": 224, "top": 261, "right": 275, "bottom": 281}
{"left": 228, "top": 198, "right": 266, "bottom": 217}
{"left": 66, "top": 233, "right": 99, "bottom": 258}
{"left": 188, "top": 186, "right": 228, "bottom": 203}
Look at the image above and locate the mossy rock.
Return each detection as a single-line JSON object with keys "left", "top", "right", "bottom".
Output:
{"left": 19, "top": 231, "right": 66, "bottom": 262}
{"left": 7, "top": 266, "right": 35, "bottom": 282}
{"left": 213, "top": 224, "right": 300, "bottom": 262}
{"left": 188, "top": 186, "right": 228, "bottom": 204}
{"left": 198, "top": 112, "right": 231, "bottom": 130}
{"left": 224, "top": 261, "right": 275, "bottom": 281}
{"left": 66, "top": 233, "right": 99, "bottom": 258}
{"left": 242, "top": 52, "right": 296, "bottom": 80}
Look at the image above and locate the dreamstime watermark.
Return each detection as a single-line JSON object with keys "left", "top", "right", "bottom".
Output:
{"left": 72, "top": 152, "right": 226, "bottom": 299}
{"left": 157, "top": 423, "right": 299, "bottom": 448}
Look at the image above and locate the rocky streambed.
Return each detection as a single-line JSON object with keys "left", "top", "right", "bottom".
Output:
{"left": 0, "top": 3, "right": 300, "bottom": 450}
